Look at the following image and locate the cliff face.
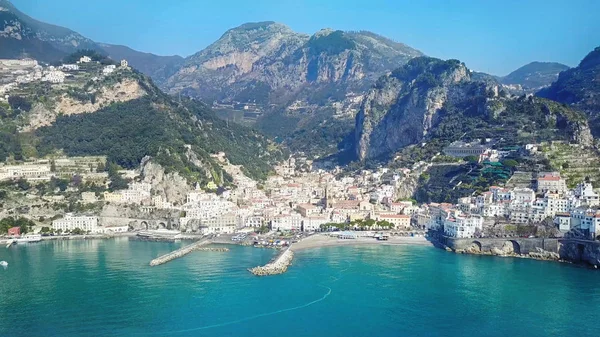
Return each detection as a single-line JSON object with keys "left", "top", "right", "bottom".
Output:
{"left": 355, "top": 56, "right": 594, "bottom": 162}
{"left": 538, "top": 46, "right": 600, "bottom": 136}
{"left": 25, "top": 78, "right": 147, "bottom": 131}
{"left": 356, "top": 58, "right": 471, "bottom": 161}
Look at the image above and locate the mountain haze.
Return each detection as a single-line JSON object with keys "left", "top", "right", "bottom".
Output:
{"left": 0, "top": 0, "right": 100, "bottom": 61}
{"left": 98, "top": 43, "right": 184, "bottom": 86}
{"left": 501, "top": 61, "right": 570, "bottom": 90}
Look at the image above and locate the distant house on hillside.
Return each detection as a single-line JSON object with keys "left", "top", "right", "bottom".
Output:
{"left": 78, "top": 56, "right": 92, "bottom": 63}
{"left": 120, "top": 59, "right": 128, "bottom": 68}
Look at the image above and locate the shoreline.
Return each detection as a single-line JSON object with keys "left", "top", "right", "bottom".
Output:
{"left": 290, "top": 234, "right": 432, "bottom": 252}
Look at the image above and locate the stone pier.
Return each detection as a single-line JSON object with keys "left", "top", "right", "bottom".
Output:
{"left": 149, "top": 239, "right": 223, "bottom": 266}
{"left": 249, "top": 248, "right": 294, "bottom": 276}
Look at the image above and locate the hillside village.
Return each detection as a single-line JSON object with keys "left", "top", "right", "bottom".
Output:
{"left": 0, "top": 52, "right": 599, "bottom": 244}
{"left": 0, "top": 56, "right": 128, "bottom": 101}
{"left": 1, "top": 137, "right": 600, "bottom": 243}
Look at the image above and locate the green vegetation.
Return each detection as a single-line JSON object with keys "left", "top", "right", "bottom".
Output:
{"left": 306, "top": 30, "right": 356, "bottom": 55}
{"left": 415, "top": 161, "right": 514, "bottom": 203}
{"left": 35, "top": 93, "right": 284, "bottom": 184}
{"left": 61, "top": 49, "right": 116, "bottom": 65}
{"left": 0, "top": 217, "right": 35, "bottom": 235}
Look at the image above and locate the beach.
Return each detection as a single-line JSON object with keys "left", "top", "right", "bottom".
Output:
{"left": 290, "top": 233, "right": 431, "bottom": 251}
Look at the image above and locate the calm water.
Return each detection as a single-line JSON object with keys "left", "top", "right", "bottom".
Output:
{"left": 1, "top": 239, "right": 599, "bottom": 337}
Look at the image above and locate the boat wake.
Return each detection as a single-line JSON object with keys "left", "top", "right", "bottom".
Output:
{"left": 135, "top": 285, "right": 332, "bottom": 335}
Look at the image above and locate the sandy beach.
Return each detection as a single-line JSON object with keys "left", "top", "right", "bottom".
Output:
{"left": 290, "top": 234, "right": 432, "bottom": 251}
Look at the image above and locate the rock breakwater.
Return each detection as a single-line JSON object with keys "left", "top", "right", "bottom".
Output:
{"left": 149, "top": 239, "right": 213, "bottom": 266}
{"left": 249, "top": 248, "right": 293, "bottom": 276}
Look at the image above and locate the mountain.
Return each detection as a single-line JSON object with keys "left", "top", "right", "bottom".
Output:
{"left": 0, "top": 54, "right": 285, "bottom": 186}
{"left": 0, "top": 0, "right": 101, "bottom": 61}
{"left": 165, "top": 22, "right": 422, "bottom": 101}
{"left": 163, "top": 22, "right": 423, "bottom": 158}
{"left": 355, "top": 57, "right": 592, "bottom": 162}
{"left": 501, "top": 61, "right": 570, "bottom": 91}
{"left": 538, "top": 47, "right": 600, "bottom": 132}
{"left": 98, "top": 43, "right": 184, "bottom": 86}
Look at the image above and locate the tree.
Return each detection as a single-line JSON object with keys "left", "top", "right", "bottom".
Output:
{"left": 8, "top": 95, "right": 32, "bottom": 112}
{"left": 16, "top": 178, "right": 31, "bottom": 191}
{"left": 0, "top": 217, "right": 15, "bottom": 234}
{"left": 71, "top": 175, "right": 83, "bottom": 187}
{"left": 502, "top": 159, "right": 519, "bottom": 168}
{"left": 464, "top": 155, "right": 479, "bottom": 164}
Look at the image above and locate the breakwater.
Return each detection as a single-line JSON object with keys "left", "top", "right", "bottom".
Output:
{"left": 150, "top": 239, "right": 214, "bottom": 266}
{"left": 249, "top": 248, "right": 294, "bottom": 276}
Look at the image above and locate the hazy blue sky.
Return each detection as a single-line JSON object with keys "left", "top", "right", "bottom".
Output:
{"left": 12, "top": 0, "right": 600, "bottom": 75}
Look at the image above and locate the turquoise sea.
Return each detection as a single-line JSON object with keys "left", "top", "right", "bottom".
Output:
{"left": 1, "top": 238, "right": 600, "bottom": 337}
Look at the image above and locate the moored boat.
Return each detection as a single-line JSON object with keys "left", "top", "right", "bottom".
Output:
{"left": 15, "top": 234, "right": 42, "bottom": 243}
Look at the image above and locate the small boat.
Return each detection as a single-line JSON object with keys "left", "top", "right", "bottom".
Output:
{"left": 15, "top": 234, "right": 42, "bottom": 243}
{"left": 0, "top": 261, "right": 7, "bottom": 269}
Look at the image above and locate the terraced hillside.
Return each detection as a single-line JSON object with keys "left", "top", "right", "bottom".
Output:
{"left": 542, "top": 142, "right": 600, "bottom": 188}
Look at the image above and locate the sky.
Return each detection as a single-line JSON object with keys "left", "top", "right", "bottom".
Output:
{"left": 11, "top": 0, "right": 600, "bottom": 75}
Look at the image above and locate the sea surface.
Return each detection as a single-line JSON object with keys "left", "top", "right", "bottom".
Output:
{"left": 1, "top": 238, "right": 599, "bottom": 337}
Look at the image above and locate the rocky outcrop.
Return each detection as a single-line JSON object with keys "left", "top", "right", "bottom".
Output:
{"left": 139, "top": 157, "right": 191, "bottom": 205}
{"left": 354, "top": 56, "right": 594, "bottom": 162}
{"left": 355, "top": 58, "right": 470, "bottom": 161}
{"left": 560, "top": 240, "right": 600, "bottom": 267}
{"left": 25, "top": 78, "right": 146, "bottom": 130}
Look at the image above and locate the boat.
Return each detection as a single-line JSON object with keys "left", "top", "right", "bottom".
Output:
{"left": 0, "top": 261, "right": 7, "bottom": 268}
{"left": 15, "top": 234, "right": 42, "bottom": 243}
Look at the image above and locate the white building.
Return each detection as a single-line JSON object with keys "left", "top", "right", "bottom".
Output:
{"left": 0, "top": 162, "right": 52, "bottom": 181}
{"left": 537, "top": 173, "right": 567, "bottom": 195}
{"left": 575, "top": 182, "right": 599, "bottom": 206}
{"left": 444, "top": 212, "right": 483, "bottom": 238}
{"left": 79, "top": 56, "right": 92, "bottom": 63}
{"left": 102, "top": 65, "right": 116, "bottom": 75}
{"left": 52, "top": 214, "right": 99, "bottom": 233}
{"left": 42, "top": 70, "right": 66, "bottom": 83}
{"left": 59, "top": 64, "right": 79, "bottom": 71}
{"left": 302, "top": 216, "right": 329, "bottom": 232}
{"left": 271, "top": 213, "right": 302, "bottom": 231}
{"left": 198, "top": 212, "right": 237, "bottom": 234}
{"left": 570, "top": 208, "right": 600, "bottom": 240}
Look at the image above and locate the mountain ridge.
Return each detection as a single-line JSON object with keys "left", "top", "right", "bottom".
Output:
{"left": 501, "top": 61, "right": 570, "bottom": 91}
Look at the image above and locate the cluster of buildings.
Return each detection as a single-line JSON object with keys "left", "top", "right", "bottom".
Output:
{"left": 0, "top": 156, "right": 108, "bottom": 183}
{"left": 151, "top": 156, "right": 418, "bottom": 235}
{"left": 420, "top": 171, "right": 600, "bottom": 240}
{"left": 0, "top": 57, "right": 129, "bottom": 101}
{"left": 51, "top": 213, "right": 127, "bottom": 234}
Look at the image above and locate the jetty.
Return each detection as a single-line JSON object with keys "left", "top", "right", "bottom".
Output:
{"left": 249, "top": 248, "right": 294, "bottom": 276}
{"left": 149, "top": 239, "right": 227, "bottom": 266}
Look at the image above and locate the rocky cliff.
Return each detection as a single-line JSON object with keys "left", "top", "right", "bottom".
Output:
{"left": 355, "top": 57, "right": 593, "bottom": 162}
{"left": 538, "top": 46, "right": 600, "bottom": 135}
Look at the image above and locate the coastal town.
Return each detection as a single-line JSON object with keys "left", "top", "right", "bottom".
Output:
{"left": 1, "top": 141, "right": 600, "bottom": 246}
{"left": 1, "top": 56, "right": 600, "bottom": 269}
